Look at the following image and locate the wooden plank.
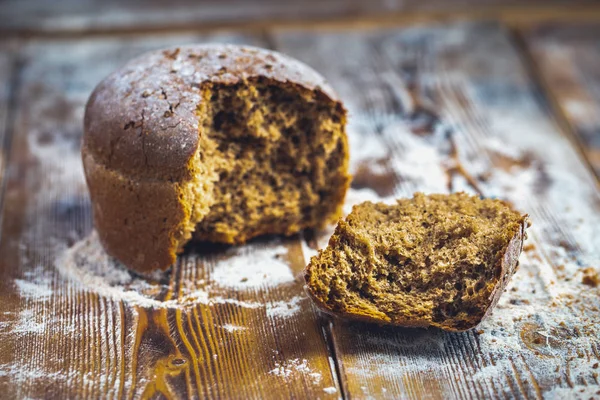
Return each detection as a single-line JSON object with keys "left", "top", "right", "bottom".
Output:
{"left": 0, "top": 42, "right": 18, "bottom": 218}
{"left": 2, "top": 0, "right": 600, "bottom": 37}
{"left": 523, "top": 23, "right": 600, "bottom": 179}
{"left": 0, "top": 34, "right": 340, "bottom": 399}
{"left": 273, "top": 22, "right": 600, "bottom": 399}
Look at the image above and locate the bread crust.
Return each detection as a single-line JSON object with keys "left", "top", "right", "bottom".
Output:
{"left": 83, "top": 44, "right": 346, "bottom": 272}
{"left": 84, "top": 44, "right": 339, "bottom": 178}
{"left": 304, "top": 213, "right": 528, "bottom": 332}
{"left": 473, "top": 216, "right": 527, "bottom": 330}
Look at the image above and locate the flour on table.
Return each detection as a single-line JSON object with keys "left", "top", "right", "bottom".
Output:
{"left": 55, "top": 232, "right": 184, "bottom": 309}
{"left": 54, "top": 231, "right": 298, "bottom": 310}
{"left": 323, "top": 386, "right": 337, "bottom": 394}
{"left": 266, "top": 296, "right": 305, "bottom": 319}
{"left": 13, "top": 277, "right": 53, "bottom": 301}
{"left": 381, "top": 123, "right": 448, "bottom": 194}
{"left": 9, "top": 309, "right": 45, "bottom": 335}
{"left": 543, "top": 385, "right": 600, "bottom": 400}
{"left": 347, "top": 120, "right": 388, "bottom": 174}
{"left": 209, "top": 297, "right": 263, "bottom": 309}
{"left": 210, "top": 243, "right": 294, "bottom": 289}
{"left": 0, "top": 362, "right": 64, "bottom": 382}
{"left": 269, "top": 358, "right": 322, "bottom": 385}
{"left": 221, "top": 323, "right": 247, "bottom": 333}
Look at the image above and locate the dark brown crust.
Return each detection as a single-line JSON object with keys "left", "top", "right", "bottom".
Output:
{"left": 82, "top": 153, "right": 185, "bottom": 271}
{"left": 304, "top": 215, "right": 528, "bottom": 332}
{"left": 471, "top": 216, "right": 528, "bottom": 330}
{"left": 84, "top": 44, "right": 339, "bottom": 179}
{"left": 83, "top": 44, "right": 346, "bottom": 272}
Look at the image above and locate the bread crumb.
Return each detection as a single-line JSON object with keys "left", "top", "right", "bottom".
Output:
{"left": 581, "top": 267, "right": 599, "bottom": 287}
{"left": 523, "top": 243, "right": 536, "bottom": 252}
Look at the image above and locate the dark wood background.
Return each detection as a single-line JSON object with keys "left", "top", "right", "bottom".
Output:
{"left": 0, "top": 1, "right": 599, "bottom": 399}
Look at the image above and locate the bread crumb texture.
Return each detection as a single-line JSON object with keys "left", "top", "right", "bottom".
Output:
{"left": 191, "top": 79, "right": 348, "bottom": 244}
{"left": 305, "top": 192, "right": 528, "bottom": 331}
{"left": 83, "top": 45, "right": 350, "bottom": 272}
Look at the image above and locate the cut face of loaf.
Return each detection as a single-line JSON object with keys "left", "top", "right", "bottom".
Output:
{"left": 82, "top": 45, "right": 350, "bottom": 272}
{"left": 304, "top": 193, "right": 529, "bottom": 331}
{"left": 191, "top": 79, "right": 348, "bottom": 244}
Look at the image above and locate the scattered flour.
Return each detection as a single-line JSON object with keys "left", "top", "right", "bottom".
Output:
{"left": 13, "top": 278, "right": 53, "bottom": 301}
{"left": 381, "top": 123, "right": 448, "bottom": 195}
{"left": 55, "top": 232, "right": 184, "bottom": 309}
{"left": 543, "top": 385, "right": 600, "bottom": 400}
{"left": 209, "top": 297, "right": 263, "bottom": 309}
{"left": 26, "top": 128, "right": 86, "bottom": 186}
{"left": 9, "top": 309, "right": 46, "bottom": 335}
{"left": 210, "top": 243, "right": 294, "bottom": 289}
{"left": 266, "top": 296, "right": 305, "bottom": 319}
{"left": 221, "top": 324, "right": 247, "bottom": 333}
{"left": 0, "top": 362, "right": 64, "bottom": 382}
{"left": 347, "top": 120, "right": 389, "bottom": 174}
{"left": 323, "top": 386, "right": 337, "bottom": 394}
{"left": 471, "top": 359, "right": 513, "bottom": 382}
{"left": 53, "top": 231, "right": 298, "bottom": 312}
{"left": 11, "top": 265, "right": 55, "bottom": 304}
{"left": 269, "top": 358, "right": 322, "bottom": 385}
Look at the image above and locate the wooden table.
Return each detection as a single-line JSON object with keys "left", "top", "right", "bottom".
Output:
{"left": 0, "top": 2, "right": 599, "bottom": 399}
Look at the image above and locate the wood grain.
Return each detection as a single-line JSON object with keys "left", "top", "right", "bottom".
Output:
{"left": 0, "top": 34, "right": 340, "bottom": 399}
{"left": 523, "top": 23, "right": 600, "bottom": 179}
{"left": 2, "top": 0, "right": 600, "bottom": 37}
{"left": 0, "top": 42, "right": 19, "bottom": 217}
{"left": 273, "top": 22, "right": 600, "bottom": 399}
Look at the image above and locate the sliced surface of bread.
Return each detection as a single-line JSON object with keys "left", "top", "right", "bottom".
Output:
{"left": 305, "top": 192, "right": 529, "bottom": 331}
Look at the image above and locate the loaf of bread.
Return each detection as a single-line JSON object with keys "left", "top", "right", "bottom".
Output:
{"left": 304, "top": 192, "right": 529, "bottom": 331}
{"left": 83, "top": 44, "right": 350, "bottom": 272}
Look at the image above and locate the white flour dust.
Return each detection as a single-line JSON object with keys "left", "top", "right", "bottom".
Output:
{"left": 9, "top": 309, "right": 46, "bottom": 335}
{"left": 269, "top": 358, "right": 322, "bottom": 385}
{"left": 221, "top": 323, "right": 247, "bottom": 333}
{"left": 53, "top": 231, "right": 303, "bottom": 314}
{"left": 210, "top": 243, "right": 295, "bottom": 289}
{"left": 266, "top": 296, "right": 305, "bottom": 319}
{"left": 13, "top": 278, "right": 53, "bottom": 301}
{"left": 0, "top": 362, "right": 64, "bottom": 382}
{"left": 55, "top": 232, "right": 183, "bottom": 309}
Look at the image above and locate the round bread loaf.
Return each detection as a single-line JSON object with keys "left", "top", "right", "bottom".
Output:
{"left": 83, "top": 44, "right": 350, "bottom": 272}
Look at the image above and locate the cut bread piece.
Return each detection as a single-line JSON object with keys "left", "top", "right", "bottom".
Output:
{"left": 304, "top": 192, "right": 529, "bottom": 331}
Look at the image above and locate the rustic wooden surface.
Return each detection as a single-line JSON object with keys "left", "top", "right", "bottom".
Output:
{"left": 3, "top": 0, "right": 600, "bottom": 37}
{"left": 274, "top": 23, "right": 600, "bottom": 399}
{"left": 0, "top": 15, "right": 599, "bottom": 400}
{"left": 523, "top": 23, "right": 600, "bottom": 179}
